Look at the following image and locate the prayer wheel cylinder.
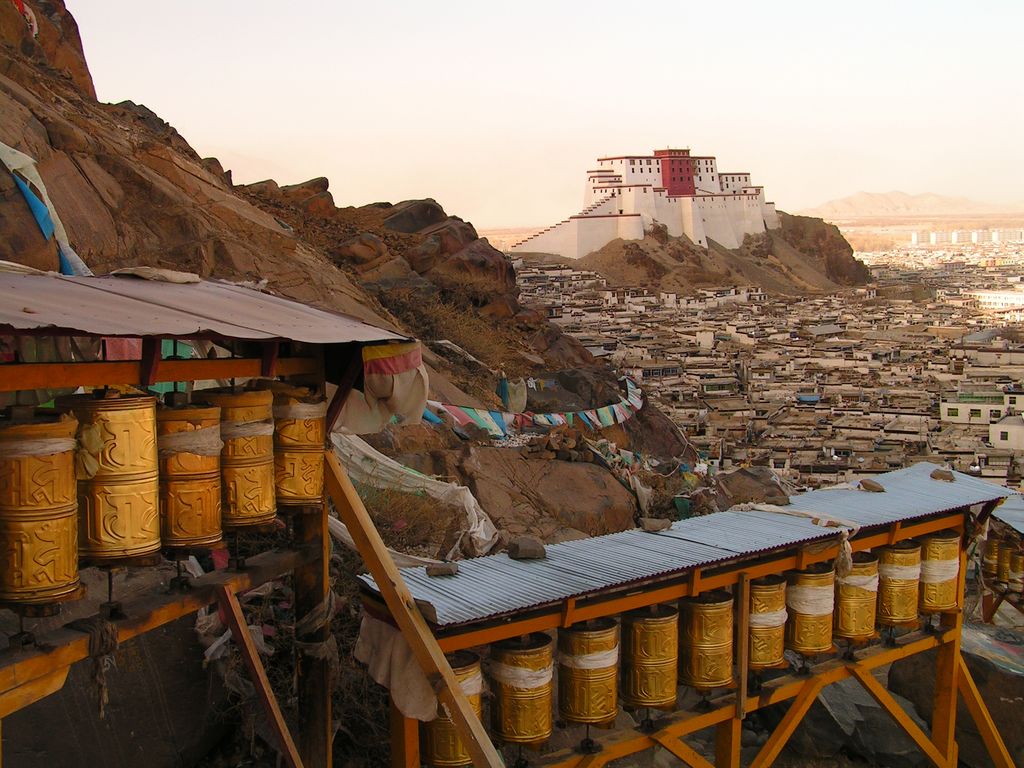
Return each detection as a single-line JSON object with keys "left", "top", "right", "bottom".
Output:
{"left": 834, "top": 552, "right": 879, "bottom": 642}
{"left": 919, "top": 530, "right": 961, "bottom": 613}
{"left": 982, "top": 537, "right": 1000, "bottom": 578}
{"left": 558, "top": 618, "right": 619, "bottom": 725}
{"left": 679, "top": 590, "right": 734, "bottom": 690}
{"left": 1009, "top": 552, "right": 1024, "bottom": 594}
{"left": 156, "top": 406, "right": 223, "bottom": 549}
{"left": 56, "top": 393, "right": 161, "bottom": 562}
{"left": 425, "top": 651, "right": 482, "bottom": 767}
{"left": 785, "top": 563, "right": 834, "bottom": 655}
{"left": 996, "top": 544, "right": 1012, "bottom": 585}
{"left": 877, "top": 541, "right": 922, "bottom": 627}
{"left": 0, "top": 412, "right": 80, "bottom": 603}
{"left": 197, "top": 390, "right": 276, "bottom": 528}
{"left": 272, "top": 390, "right": 327, "bottom": 506}
{"left": 621, "top": 605, "right": 678, "bottom": 710}
{"left": 748, "top": 575, "right": 787, "bottom": 670}
{"left": 489, "top": 633, "right": 553, "bottom": 745}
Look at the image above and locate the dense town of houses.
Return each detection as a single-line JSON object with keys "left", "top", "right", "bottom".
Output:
{"left": 514, "top": 235, "right": 1024, "bottom": 489}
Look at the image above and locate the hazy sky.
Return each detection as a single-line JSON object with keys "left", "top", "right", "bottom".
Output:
{"left": 71, "top": 1, "right": 1022, "bottom": 229}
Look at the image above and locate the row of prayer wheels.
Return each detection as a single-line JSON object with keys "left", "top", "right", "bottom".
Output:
{"left": 0, "top": 385, "right": 326, "bottom": 607}
{"left": 425, "top": 531, "right": 964, "bottom": 766}
{"left": 982, "top": 534, "right": 1023, "bottom": 593}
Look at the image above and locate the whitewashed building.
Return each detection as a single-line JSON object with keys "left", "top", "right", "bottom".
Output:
{"left": 512, "top": 147, "right": 781, "bottom": 258}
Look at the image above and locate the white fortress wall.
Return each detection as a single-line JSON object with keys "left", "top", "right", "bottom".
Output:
{"left": 575, "top": 214, "right": 644, "bottom": 256}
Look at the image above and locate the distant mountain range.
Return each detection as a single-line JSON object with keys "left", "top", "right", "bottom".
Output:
{"left": 799, "top": 191, "right": 1024, "bottom": 219}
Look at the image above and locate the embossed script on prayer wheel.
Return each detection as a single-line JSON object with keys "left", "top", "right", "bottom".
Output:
{"left": 679, "top": 590, "right": 734, "bottom": 690}
{"left": 749, "top": 575, "right": 787, "bottom": 669}
{"left": 56, "top": 393, "right": 161, "bottom": 562}
{"left": 0, "top": 412, "right": 80, "bottom": 603}
{"left": 1010, "top": 552, "right": 1024, "bottom": 594}
{"left": 425, "top": 651, "right": 483, "bottom": 767}
{"left": 834, "top": 552, "right": 878, "bottom": 642}
{"left": 996, "top": 543, "right": 1012, "bottom": 585}
{"left": 785, "top": 563, "right": 834, "bottom": 655}
{"left": 489, "top": 633, "right": 553, "bottom": 745}
{"left": 877, "top": 540, "right": 921, "bottom": 627}
{"left": 197, "top": 389, "right": 276, "bottom": 528}
{"left": 621, "top": 605, "right": 678, "bottom": 709}
{"left": 919, "top": 530, "right": 960, "bottom": 613}
{"left": 982, "top": 537, "right": 1000, "bottom": 578}
{"left": 156, "top": 406, "right": 223, "bottom": 549}
{"left": 558, "top": 618, "right": 619, "bottom": 725}
{"left": 272, "top": 390, "right": 327, "bottom": 506}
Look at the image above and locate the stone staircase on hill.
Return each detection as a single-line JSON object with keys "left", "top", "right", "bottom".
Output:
{"left": 511, "top": 195, "right": 612, "bottom": 250}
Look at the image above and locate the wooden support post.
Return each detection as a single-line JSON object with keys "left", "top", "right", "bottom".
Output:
{"left": 714, "top": 718, "right": 742, "bottom": 768}
{"left": 749, "top": 677, "right": 826, "bottom": 768}
{"left": 390, "top": 700, "right": 420, "bottom": 768}
{"left": 293, "top": 502, "right": 332, "bottom": 768}
{"left": 261, "top": 341, "right": 280, "bottom": 378}
{"left": 652, "top": 732, "right": 716, "bottom": 768}
{"left": 140, "top": 337, "right": 160, "bottom": 387}
{"left": 849, "top": 667, "right": 946, "bottom": 767}
{"left": 956, "top": 655, "right": 1015, "bottom": 768}
{"left": 325, "top": 451, "right": 503, "bottom": 768}
{"left": 216, "top": 586, "right": 304, "bottom": 768}
{"left": 735, "top": 573, "right": 750, "bottom": 720}
{"left": 932, "top": 548, "right": 966, "bottom": 763}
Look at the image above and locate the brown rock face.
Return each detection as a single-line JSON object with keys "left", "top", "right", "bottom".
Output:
{"left": 460, "top": 446, "right": 637, "bottom": 540}
{"left": 0, "top": 0, "right": 95, "bottom": 98}
{"left": 777, "top": 212, "right": 870, "bottom": 286}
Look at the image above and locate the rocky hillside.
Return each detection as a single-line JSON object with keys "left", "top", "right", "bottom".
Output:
{"left": 531, "top": 213, "right": 869, "bottom": 295}
{"left": 800, "top": 190, "right": 1024, "bottom": 219}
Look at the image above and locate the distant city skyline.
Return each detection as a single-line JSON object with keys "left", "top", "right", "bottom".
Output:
{"left": 70, "top": 1, "right": 1023, "bottom": 229}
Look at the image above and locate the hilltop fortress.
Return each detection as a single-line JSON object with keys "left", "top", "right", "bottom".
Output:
{"left": 512, "top": 148, "right": 781, "bottom": 258}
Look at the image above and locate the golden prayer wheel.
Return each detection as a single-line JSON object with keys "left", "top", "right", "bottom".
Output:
{"left": 877, "top": 540, "right": 921, "bottom": 627}
{"left": 621, "top": 605, "right": 678, "bottom": 709}
{"left": 56, "top": 393, "right": 161, "bottom": 563}
{"left": 982, "top": 537, "right": 1000, "bottom": 578}
{"left": 558, "top": 618, "right": 619, "bottom": 725}
{"left": 156, "top": 405, "right": 223, "bottom": 549}
{"left": 196, "top": 389, "right": 276, "bottom": 528}
{"left": 919, "top": 530, "right": 961, "bottom": 614}
{"left": 834, "top": 552, "right": 878, "bottom": 642}
{"left": 1009, "top": 552, "right": 1024, "bottom": 594}
{"left": 785, "top": 563, "right": 834, "bottom": 655}
{"left": 0, "top": 412, "right": 80, "bottom": 604}
{"left": 425, "top": 651, "right": 483, "bottom": 767}
{"left": 489, "top": 633, "right": 553, "bottom": 745}
{"left": 996, "top": 544, "right": 1012, "bottom": 585}
{"left": 272, "top": 389, "right": 327, "bottom": 506}
{"left": 749, "top": 575, "right": 787, "bottom": 669}
{"left": 679, "top": 590, "right": 733, "bottom": 690}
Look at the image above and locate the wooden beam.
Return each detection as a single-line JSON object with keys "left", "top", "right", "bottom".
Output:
{"left": 293, "top": 502, "right": 332, "bottom": 767}
{"left": 0, "top": 547, "right": 306, "bottom": 717}
{"left": 652, "top": 732, "right": 716, "bottom": 768}
{"left": 932, "top": 548, "right": 966, "bottom": 762}
{"left": 956, "top": 654, "right": 1015, "bottom": 768}
{"left": 0, "top": 357, "right": 319, "bottom": 392}
{"left": 849, "top": 667, "right": 946, "bottom": 767}
{"left": 324, "top": 451, "right": 503, "bottom": 768}
{"left": 713, "top": 718, "right": 741, "bottom": 768}
{"left": 735, "top": 573, "right": 750, "bottom": 720}
{"left": 749, "top": 677, "right": 826, "bottom": 768}
{"left": 390, "top": 700, "right": 420, "bottom": 768}
{"left": 217, "top": 586, "right": 304, "bottom": 768}
{"left": 139, "top": 337, "right": 160, "bottom": 387}
{"left": 326, "top": 349, "right": 363, "bottom": 432}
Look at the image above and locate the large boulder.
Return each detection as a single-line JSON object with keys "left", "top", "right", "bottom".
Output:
{"left": 382, "top": 198, "right": 449, "bottom": 233}
{"left": 889, "top": 624, "right": 1024, "bottom": 768}
{"left": 459, "top": 446, "right": 637, "bottom": 540}
{"left": 0, "top": 0, "right": 95, "bottom": 98}
{"left": 764, "top": 676, "right": 928, "bottom": 767}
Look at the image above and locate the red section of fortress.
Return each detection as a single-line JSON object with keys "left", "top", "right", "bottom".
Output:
{"left": 654, "top": 149, "right": 695, "bottom": 196}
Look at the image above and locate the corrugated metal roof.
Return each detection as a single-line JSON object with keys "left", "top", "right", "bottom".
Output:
{"left": 0, "top": 272, "right": 405, "bottom": 345}
{"left": 361, "top": 463, "right": 1014, "bottom": 628}
{"left": 993, "top": 493, "right": 1024, "bottom": 535}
